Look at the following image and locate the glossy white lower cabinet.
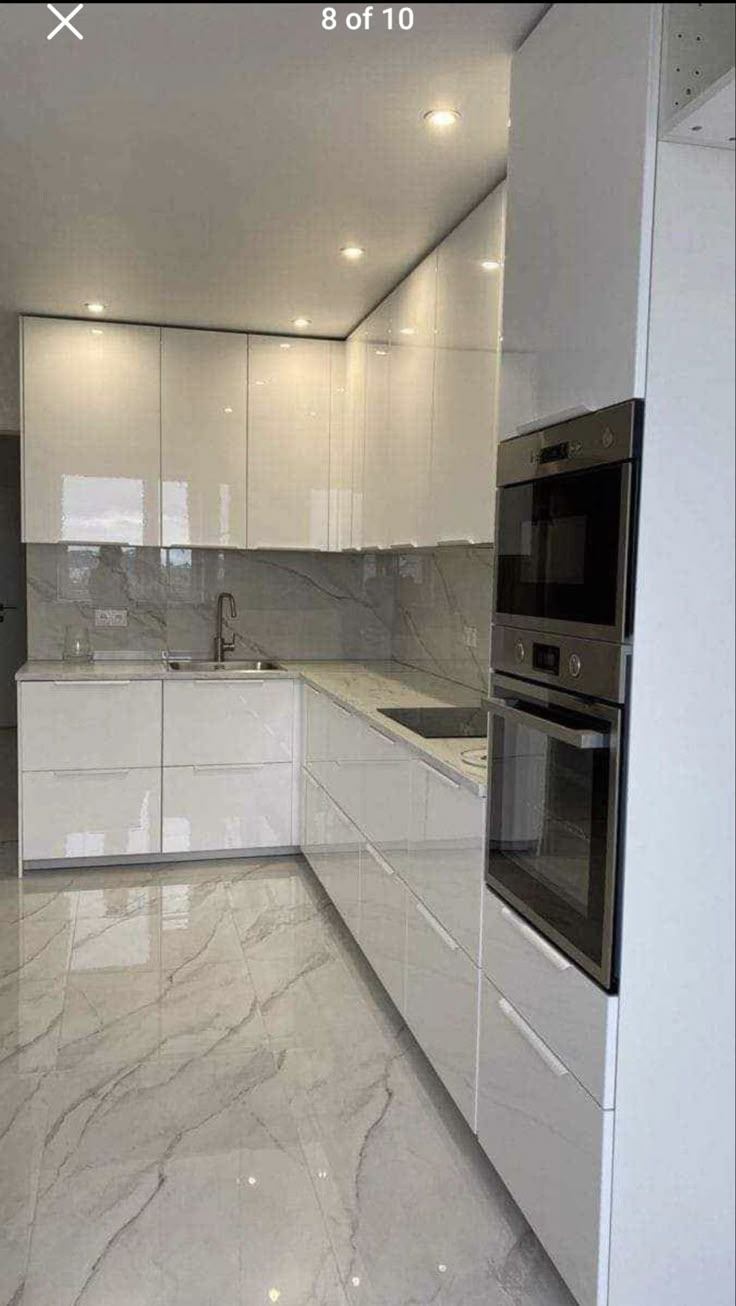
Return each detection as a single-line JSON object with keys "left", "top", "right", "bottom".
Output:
{"left": 22, "top": 768, "right": 161, "bottom": 862}
{"left": 304, "top": 687, "right": 364, "bottom": 824}
{"left": 360, "top": 724, "right": 412, "bottom": 873}
{"left": 478, "top": 974, "right": 613, "bottom": 1306}
{"left": 405, "top": 892, "right": 480, "bottom": 1128}
{"left": 162, "top": 763, "right": 293, "bottom": 853}
{"left": 302, "top": 770, "right": 361, "bottom": 936}
{"left": 164, "top": 679, "right": 294, "bottom": 766}
{"left": 482, "top": 889, "right": 618, "bottom": 1108}
{"left": 20, "top": 680, "right": 162, "bottom": 773}
{"left": 359, "top": 840, "right": 408, "bottom": 1014}
{"left": 405, "top": 759, "right": 485, "bottom": 962}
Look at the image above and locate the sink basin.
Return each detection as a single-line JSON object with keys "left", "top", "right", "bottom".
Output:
{"left": 166, "top": 659, "right": 283, "bottom": 673}
{"left": 377, "top": 705, "right": 488, "bottom": 739}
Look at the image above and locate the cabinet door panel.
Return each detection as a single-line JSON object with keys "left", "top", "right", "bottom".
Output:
{"left": 498, "top": 4, "right": 660, "bottom": 437}
{"left": 20, "top": 680, "right": 161, "bottom": 772}
{"left": 478, "top": 975, "right": 613, "bottom": 1306}
{"left": 161, "top": 328, "right": 247, "bottom": 548}
{"left": 406, "top": 760, "right": 485, "bottom": 962}
{"left": 388, "top": 259, "right": 437, "bottom": 548}
{"left": 405, "top": 891, "right": 479, "bottom": 1126}
{"left": 247, "top": 336, "right": 332, "bottom": 549}
{"left": 162, "top": 763, "right": 292, "bottom": 852}
{"left": 360, "top": 840, "right": 407, "bottom": 1014}
{"left": 431, "top": 187, "right": 505, "bottom": 544}
{"left": 360, "top": 334, "right": 391, "bottom": 549}
{"left": 164, "top": 679, "right": 294, "bottom": 766}
{"left": 23, "top": 768, "right": 161, "bottom": 861}
{"left": 22, "top": 317, "right": 161, "bottom": 545}
{"left": 302, "top": 770, "right": 361, "bottom": 936}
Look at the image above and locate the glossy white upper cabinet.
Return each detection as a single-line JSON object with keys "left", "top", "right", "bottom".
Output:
{"left": 327, "top": 344, "right": 351, "bottom": 551}
{"left": 344, "top": 336, "right": 366, "bottom": 549}
{"left": 22, "top": 316, "right": 161, "bottom": 545}
{"left": 387, "top": 257, "right": 437, "bottom": 548}
{"left": 431, "top": 187, "right": 505, "bottom": 543}
{"left": 161, "top": 328, "right": 248, "bottom": 549}
{"left": 498, "top": 3, "right": 661, "bottom": 438}
{"left": 247, "top": 336, "right": 336, "bottom": 550}
{"left": 357, "top": 301, "right": 392, "bottom": 550}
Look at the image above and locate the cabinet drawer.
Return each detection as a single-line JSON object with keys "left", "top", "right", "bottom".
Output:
{"left": 361, "top": 725, "right": 412, "bottom": 872}
{"left": 302, "top": 771, "right": 361, "bottom": 936}
{"left": 304, "top": 688, "right": 364, "bottom": 824}
{"left": 405, "top": 892, "right": 479, "bottom": 1128}
{"left": 22, "top": 768, "right": 161, "bottom": 862}
{"left": 482, "top": 890, "right": 617, "bottom": 1107}
{"left": 478, "top": 975, "right": 613, "bottom": 1306}
{"left": 20, "top": 680, "right": 162, "bottom": 773}
{"left": 360, "top": 840, "right": 408, "bottom": 1015}
{"left": 406, "top": 760, "right": 485, "bottom": 961}
{"left": 162, "top": 763, "right": 293, "bottom": 853}
{"left": 164, "top": 679, "right": 294, "bottom": 766}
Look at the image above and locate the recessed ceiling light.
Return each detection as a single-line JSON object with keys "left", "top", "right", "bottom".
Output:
{"left": 223, "top": 406, "right": 233, "bottom": 413}
{"left": 423, "top": 108, "right": 461, "bottom": 129}
{"left": 399, "top": 326, "right": 415, "bottom": 336}
{"left": 292, "top": 316, "right": 311, "bottom": 329}
{"left": 480, "top": 259, "right": 501, "bottom": 271}
{"left": 279, "top": 342, "right": 292, "bottom": 349}
{"left": 90, "top": 328, "right": 103, "bottom": 336}
{"left": 375, "top": 349, "right": 388, "bottom": 356}
{"left": 340, "top": 245, "right": 365, "bottom": 261}
{"left": 85, "top": 301, "right": 105, "bottom": 314}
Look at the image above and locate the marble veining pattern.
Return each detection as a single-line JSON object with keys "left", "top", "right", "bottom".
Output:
{"left": 0, "top": 851, "right": 576, "bottom": 1306}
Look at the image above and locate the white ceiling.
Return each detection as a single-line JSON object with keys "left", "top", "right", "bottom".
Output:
{"left": 0, "top": 2, "right": 545, "bottom": 340}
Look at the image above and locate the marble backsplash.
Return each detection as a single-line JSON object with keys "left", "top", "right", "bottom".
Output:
{"left": 26, "top": 543, "right": 493, "bottom": 693}
{"left": 392, "top": 545, "right": 493, "bottom": 693}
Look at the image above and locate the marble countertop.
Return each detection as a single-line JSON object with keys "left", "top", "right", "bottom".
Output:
{"left": 16, "top": 657, "right": 488, "bottom": 794}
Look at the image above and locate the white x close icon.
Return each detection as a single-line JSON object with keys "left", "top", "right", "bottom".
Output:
{"left": 47, "top": 3, "right": 84, "bottom": 41}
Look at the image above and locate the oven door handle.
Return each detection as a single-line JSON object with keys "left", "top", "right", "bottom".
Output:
{"left": 485, "top": 698, "right": 609, "bottom": 750}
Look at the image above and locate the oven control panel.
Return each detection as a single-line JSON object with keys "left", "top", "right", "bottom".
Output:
{"left": 492, "top": 625, "right": 628, "bottom": 704}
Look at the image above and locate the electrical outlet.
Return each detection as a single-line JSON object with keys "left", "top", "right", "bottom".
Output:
{"left": 95, "top": 609, "right": 128, "bottom": 628}
{"left": 463, "top": 624, "right": 478, "bottom": 649}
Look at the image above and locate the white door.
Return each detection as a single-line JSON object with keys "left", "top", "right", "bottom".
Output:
{"left": 21, "top": 317, "right": 161, "bottom": 545}
{"left": 247, "top": 336, "right": 332, "bottom": 549}
{"left": 0, "top": 439, "right": 24, "bottom": 728}
{"left": 161, "top": 328, "right": 248, "bottom": 549}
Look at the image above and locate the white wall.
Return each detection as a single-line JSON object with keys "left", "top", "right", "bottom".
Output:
{"left": 609, "top": 141, "right": 735, "bottom": 1306}
{"left": 0, "top": 313, "right": 20, "bottom": 434}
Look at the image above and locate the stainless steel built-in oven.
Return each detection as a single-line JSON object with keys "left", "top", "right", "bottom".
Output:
{"left": 485, "top": 630, "right": 629, "bottom": 990}
{"left": 493, "top": 401, "right": 643, "bottom": 644}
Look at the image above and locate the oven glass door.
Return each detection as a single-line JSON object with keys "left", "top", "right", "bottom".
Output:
{"left": 485, "top": 677, "right": 621, "bottom": 989}
{"left": 495, "top": 463, "right": 630, "bottom": 639}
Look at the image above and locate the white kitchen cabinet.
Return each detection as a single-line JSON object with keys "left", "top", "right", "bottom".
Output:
{"left": 478, "top": 974, "right": 613, "bottom": 1306}
{"left": 360, "top": 722, "right": 412, "bottom": 875}
{"left": 162, "top": 762, "right": 292, "bottom": 852}
{"left": 359, "top": 839, "right": 408, "bottom": 1014}
{"left": 247, "top": 335, "right": 335, "bottom": 550}
{"left": 327, "top": 344, "right": 352, "bottom": 551}
{"left": 20, "top": 679, "right": 162, "bottom": 773}
{"left": 405, "top": 890, "right": 479, "bottom": 1127}
{"left": 405, "top": 758, "right": 485, "bottom": 962}
{"left": 161, "top": 328, "right": 248, "bottom": 549}
{"left": 302, "top": 769, "right": 361, "bottom": 936}
{"left": 303, "top": 686, "right": 364, "bottom": 827}
{"left": 22, "top": 767, "right": 161, "bottom": 862}
{"left": 431, "top": 187, "right": 505, "bottom": 543}
{"left": 21, "top": 316, "right": 161, "bottom": 545}
{"left": 482, "top": 889, "right": 618, "bottom": 1108}
{"left": 344, "top": 336, "right": 366, "bottom": 549}
{"left": 356, "top": 301, "right": 392, "bottom": 549}
{"left": 163, "top": 679, "right": 294, "bottom": 766}
{"left": 498, "top": 4, "right": 661, "bottom": 438}
{"left": 387, "top": 257, "right": 437, "bottom": 548}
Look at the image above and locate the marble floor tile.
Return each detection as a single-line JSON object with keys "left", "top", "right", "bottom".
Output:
{"left": 0, "top": 854, "right": 575, "bottom": 1306}
{"left": 0, "top": 979, "right": 64, "bottom": 1075}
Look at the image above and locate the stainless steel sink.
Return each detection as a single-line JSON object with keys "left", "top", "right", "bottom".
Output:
{"left": 166, "top": 659, "right": 283, "bottom": 673}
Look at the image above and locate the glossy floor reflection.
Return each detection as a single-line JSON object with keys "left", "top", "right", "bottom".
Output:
{"left": 0, "top": 852, "right": 576, "bottom": 1306}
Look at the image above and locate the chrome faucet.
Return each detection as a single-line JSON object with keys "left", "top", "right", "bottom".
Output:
{"left": 214, "top": 592, "right": 237, "bottom": 662}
